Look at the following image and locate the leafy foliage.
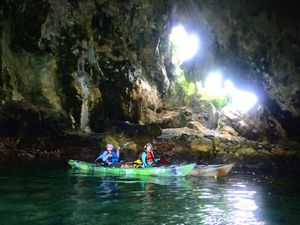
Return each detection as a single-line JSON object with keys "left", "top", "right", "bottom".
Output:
{"left": 177, "top": 71, "right": 196, "bottom": 97}
{"left": 199, "top": 90, "right": 228, "bottom": 109}
{"left": 175, "top": 71, "right": 228, "bottom": 109}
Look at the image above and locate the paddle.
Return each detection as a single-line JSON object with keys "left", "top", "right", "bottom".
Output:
{"left": 117, "top": 142, "right": 129, "bottom": 149}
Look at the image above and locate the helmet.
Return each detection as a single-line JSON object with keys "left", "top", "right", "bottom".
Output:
{"left": 144, "top": 143, "right": 152, "bottom": 149}
{"left": 106, "top": 143, "right": 114, "bottom": 149}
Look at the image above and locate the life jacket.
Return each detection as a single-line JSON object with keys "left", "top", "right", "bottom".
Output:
{"left": 102, "top": 150, "right": 119, "bottom": 163}
{"left": 140, "top": 149, "right": 155, "bottom": 164}
{"left": 110, "top": 150, "right": 119, "bottom": 163}
{"left": 146, "top": 150, "right": 155, "bottom": 163}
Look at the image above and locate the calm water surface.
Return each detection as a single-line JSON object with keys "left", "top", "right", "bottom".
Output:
{"left": 0, "top": 160, "right": 299, "bottom": 225}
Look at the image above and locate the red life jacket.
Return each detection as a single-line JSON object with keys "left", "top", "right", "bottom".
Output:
{"left": 139, "top": 150, "right": 155, "bottom": 163}
{"left": 146, "top": 150, "right": 155, "bottom": 163}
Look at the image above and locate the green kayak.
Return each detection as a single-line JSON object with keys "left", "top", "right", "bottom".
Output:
{"left": 68, "top": 160, "right": 196, "bottom": 177}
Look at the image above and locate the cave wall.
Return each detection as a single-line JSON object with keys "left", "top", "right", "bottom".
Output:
{"left": 0, "top": 0, "right": 171, "bottom": 135}
{"left": 1, "top": 0, "right": 300, "bottom": 139}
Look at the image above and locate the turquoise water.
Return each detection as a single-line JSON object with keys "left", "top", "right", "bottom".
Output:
{"left": 0, "top": 161, "right": 299, "bottom": 225}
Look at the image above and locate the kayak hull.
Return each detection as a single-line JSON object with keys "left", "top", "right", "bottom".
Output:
{"left": 68, "top": 160, "right": 196, "bottom": 177}
{"left": 190, "top": 163, "right": 234, "bottom": 177}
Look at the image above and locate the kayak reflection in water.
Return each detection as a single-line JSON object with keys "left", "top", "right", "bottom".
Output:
{"left": 99, "top": 177, "right": 119, "bottom": 199}
{"left": 141, "top": 181, "right": 153, "bottom": 203}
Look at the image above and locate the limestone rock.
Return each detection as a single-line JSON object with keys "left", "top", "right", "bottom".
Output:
{"left": 190, "top": 139, "right": 213, "bottom": 153}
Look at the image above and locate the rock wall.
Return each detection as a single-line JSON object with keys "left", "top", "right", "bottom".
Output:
{"left": 1, "top": 0, "right": 300, "bottom": 141}
{"left": 1, "top": 0, "right": 171, "bottom": 135}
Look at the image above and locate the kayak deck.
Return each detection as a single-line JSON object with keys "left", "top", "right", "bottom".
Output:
{"left": 190, "top": 163, "right": 234, "bottom": 177}
{"left": 68, "top": 160, "right": 196, "bottom": 177}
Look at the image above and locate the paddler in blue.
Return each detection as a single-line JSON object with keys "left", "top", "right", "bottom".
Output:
{"left": 95, "top": 143, "right": 120, "bottom": 165}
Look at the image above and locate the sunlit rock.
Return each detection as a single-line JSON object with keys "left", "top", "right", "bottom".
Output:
{"left": 190, "top": 139, "right": 213, "bottom": 153}
{"left": 236, "top": 147, "right": 257, "bottom": 156}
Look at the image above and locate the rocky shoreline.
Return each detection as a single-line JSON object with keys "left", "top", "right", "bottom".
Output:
{"left": 1, "top": 120, "right": 299, "bottom": 171}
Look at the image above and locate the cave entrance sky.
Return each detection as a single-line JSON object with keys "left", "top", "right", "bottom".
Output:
{"left": 169, "top": 25, "right": 199, "bottom": 65}
{"left": 169, "top": 25, "right": 258, "bottom": 113}
{"left": 200, "top": 72, "right": 258, "bottom": 112}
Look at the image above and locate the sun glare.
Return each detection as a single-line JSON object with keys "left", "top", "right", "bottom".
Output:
{"left": 225, "top": 80, "right": 258, "bottom": 112}
{"left": 205, "top": 71, "right": 223, "bottom": 95}
{"left": 199, "top": 72, "right": 258, "bottom": 112}
{"left": 169, "top": 25, "right": 199, "bottom": 63}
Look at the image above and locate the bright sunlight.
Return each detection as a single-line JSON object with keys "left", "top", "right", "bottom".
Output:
{"left": 197, "top": 71, "right": 258, "bottom": 112}
{"left": 169, "top": 25, "right": 199, "bottom": 64}
{"left": 224, "top": 80, "right": 258, "bottom": 112}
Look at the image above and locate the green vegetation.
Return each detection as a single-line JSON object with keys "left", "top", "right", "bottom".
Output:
{"left": 197, "top": 80, "right": 228, "bottom": 109}
{"left": 177, "top": 71, "right": 196, "bottom": 97}
{"left": 175, "top": 71, "right": 228, "bottom": 109}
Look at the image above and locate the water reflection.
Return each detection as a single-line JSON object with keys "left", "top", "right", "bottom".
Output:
{"left": 1, "top": 162, "right": 299, "bottom": 225}
{"left": 68, "top": 170, "right": 266, "bottom": 224}
{"left": 193, "top": 178, "right": 264, "bottom": 225}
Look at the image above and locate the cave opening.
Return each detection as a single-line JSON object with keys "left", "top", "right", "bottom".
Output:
{"left": 169, "top": 25, "right": 258, "bottom": 113}
{"left": 169, "top": 24, "right": 199, "bottom": 66}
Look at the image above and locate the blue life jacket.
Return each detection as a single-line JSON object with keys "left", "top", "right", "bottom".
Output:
{"left": 110, "top": 150, "right": 119, "bottom": 163}
{"left": 95, "top": 149, "right": 119, "bottom": 163}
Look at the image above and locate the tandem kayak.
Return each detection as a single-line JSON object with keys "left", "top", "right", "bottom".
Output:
{"left": 190, "top": 163, "right": 234, "bottom": 177}
{"left": 68, "top": 160, "right": 196, "bottom": 177}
